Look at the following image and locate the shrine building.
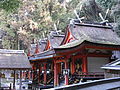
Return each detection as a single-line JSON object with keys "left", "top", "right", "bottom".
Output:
{"left": 28, "top": 21, "right": 120, "bottom": 87}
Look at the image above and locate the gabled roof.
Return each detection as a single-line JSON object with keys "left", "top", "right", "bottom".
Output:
{"left": 29, "top": 39, "right": 47, "bottom": 55}
{"left": 61, "top": 26, "right": 76, "bottom": 45}
{"left": 29, "top": 22, "right": 120, "bottom": 61}
{"left": 45, "top": 30, "right": 65, "bottom": 49}
{"left": 29, "top": 49, "right": 55, "bottom": 61}
{"left": 55, "top": 23, "right": 120, "bottom": 49}
{"left": 39, "top": 39, "right": 47, "bottom": 52}
{"left": 101, "top": 59, "right": 120, "bottom": 70}
{"left": 49, "top": 36, "right": 64, "bottom": 48}
{"left": 0, "top": 49, "right": 31, "bottom": 70}
{"left": 71, "top": 23, "right": 120, "bottom": 45}
{"left": 29, "top": 44, "right": 36, "bottom": 55}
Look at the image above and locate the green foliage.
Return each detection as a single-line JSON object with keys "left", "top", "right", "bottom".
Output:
{"left": 96, "top": 0, "right": 117, "bottom": 9}
{"left": 0, "top": 0, "right": 21, "bottom": 12}
{"left": 1, "top": 0, "right": 120, "bottom": 51}
{"left": 68, "top": 0, "right": 81, "bottom": 9}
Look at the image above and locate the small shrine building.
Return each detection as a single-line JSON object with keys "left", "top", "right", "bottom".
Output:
{"left": 28, "top": 22, "right": 120, "bottom": 87}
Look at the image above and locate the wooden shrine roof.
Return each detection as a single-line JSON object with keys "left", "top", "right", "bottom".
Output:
{"left": 49, "top": 30, "right": 65, "bottom": 48}
{"left": 61, "top": 26, "right": 76, "bottom": 45}
{"left": 55, "top": 23, "right": 120, "bottom": 49}
{"left": 39, "top": 39, "right": 47, "bottom": 52}
{"left": 30, "top": 44, "right": 36, "bottom": 55}
{"left": 29, "top": 23, "right": 120, "bottom": 61}
{"left": 30, "top": 39, "right": 47, "bottom": 55}
{"left": 29, "top": 49, "right": 56, "bottom": 61}
{"left": 0, "top": 49, "right": 31, "bottom": 69}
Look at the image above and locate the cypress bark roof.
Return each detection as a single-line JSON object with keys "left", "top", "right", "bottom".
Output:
{"left": 49, "top": 32, "right": 64, "bottom": 48}
{"left": 29, "top": 23, "right": 120, "bottom": 61}
{"left": 0, "top": 49, "right": 31, "bottom": 69}
{"left": 56, "top": 23, "right": 120, "bottom": 49}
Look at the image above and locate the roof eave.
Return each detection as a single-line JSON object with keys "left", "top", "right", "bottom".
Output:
{"left": 75, "top": 23, "right": 112, "bottom": 29}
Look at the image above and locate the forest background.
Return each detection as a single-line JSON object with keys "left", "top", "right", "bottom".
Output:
{"left": 0, "top": 0, "right": 120, "bottom": 52}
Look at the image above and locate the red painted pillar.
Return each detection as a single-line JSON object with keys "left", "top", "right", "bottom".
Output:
{"left": 82, "top": 56, "right": 88, "bottom": 73}
{"left": 28, "top": 70, "right": 30, "bottom": 79}
{"left": 57, "top": 63, "right": 61, "bottom": 74}
{"left": 32, "top": 64, "right": 35, "bottom": 80}
{"left": 22, "top": 71, "right": 25, "bottom": 79}
{"left": 43, "top": 63, "right": 47, "bottom": 85}
{"left": 24, "top": 71, "right": 26, "bottom": 79}
{"left": 71, "top": 57, "right": 75, "bottom": 74}
{"left": 65, "top": 60, "right": 69, "bottom": 85}
{"left": 27, "top": 49, "right": 31, "bottom": 56}
{"left": 21, "top": 71, "right": 23, "bottom": 79}
{"left": 35, "top": 43, "right": 39, "bottom": 54}
{"left": 54, "top": 61, "right": 59, "bottom": 86}
{"left": 57, "top": 63, "right": 60, "bottom": 85}
{"left": 30, "top": 70, "right": 32, "bottom": 80}
{"left": 38, "top": 64, "right": 41, "bottom": 83}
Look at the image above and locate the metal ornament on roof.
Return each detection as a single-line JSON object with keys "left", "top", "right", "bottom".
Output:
{"left": 74, "top": 10, "right": 82, "bottom": 23}
{"left": 69, "top": 10, "right": 85, "bottom": 27}
{"left": 99, "top": 8, "right": 110, "bottom": 25}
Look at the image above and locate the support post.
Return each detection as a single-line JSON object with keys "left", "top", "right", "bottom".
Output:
{"left": 0, "top": 71, "right": 1, "bottom": 88}
{"left": 19, "top": 70, "right": 22, "bottom": 90}
{"left": 57, "top": 63, "right": 60, "bottom": 85}
{"left": 13, "top": 70, "right": 16, "bottom": 89}
{"left": 38, "top": 64, "right": 41, "bottom": 83}
{"left": 43, "top": 63, "right": 47, "bottom": 85}
{"left": 32, "top": 64, "right": 35, "bottom": 81}
{"left": 57, "top": 63, "right": 61, "bottom": 74}
{"left": 22, "top": 71, "right": 24, "bottom": 79}
{"left": 82, "top": 56, "right": 88, "bottom": 73}
{"left": 71, "top": 57, "right": 75, "bottom": 74}
{"left": 64, "top": 60, "right": 69, "bottom": 85}
{"left": 21, "top": 71, "right": 23, "bottom": 79}
{"left": 54, "top": 61, "right": 59, "bottom": 86}
{"left": 30, "top": 70, "right": 32, "bottom": 80}
{"left": 28, "top": 70, "right": 30, "bottom": 79}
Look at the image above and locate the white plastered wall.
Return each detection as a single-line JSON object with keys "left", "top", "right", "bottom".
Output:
{"left": 87, "top": 57, "right": 109, "bottom": 72}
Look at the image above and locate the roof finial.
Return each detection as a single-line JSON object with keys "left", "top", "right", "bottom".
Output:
{"left": 27, "top": 49, "right": 31, "bottom": 56}
{"left": 74, "top": 10, "right": 82, "bottom": 23}
{"left": 99, "top": 8, "right": 109, "bottom": 25}
{"left": 35, "top": 42, "right": 39, "bottom": 54}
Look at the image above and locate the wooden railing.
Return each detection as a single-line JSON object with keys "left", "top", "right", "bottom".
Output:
{"left": 68, "top": 72, "right": 104, "bottom": 84}
{"left": 51, "top": 77, "right": 120, "bottom": 90}
{"left": 0, "top": 83, "right": 12, "bottom": 90}
{"left": 73, "top": 72, "right": 104, "bottom": 78}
